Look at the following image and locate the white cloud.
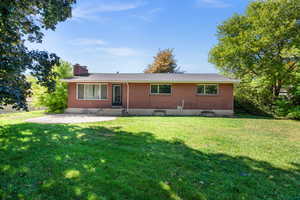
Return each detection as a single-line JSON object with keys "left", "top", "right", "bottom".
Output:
{"left": 70, "top": 38, "right": 107, "bottom": 46}
{"left": 132, "top": 8, "right": 162, "bottom": 22}
{"left": 97, "top": 47, "right": 140, "bottom": 56}
{"left": 69, "top": 38, "right": 140, "bottom": 56}
{"left": 196, "top": 0, "right": 231, "bottom": 8}
{"left": 72, "top": 1, "right": 145, "bottom": 21}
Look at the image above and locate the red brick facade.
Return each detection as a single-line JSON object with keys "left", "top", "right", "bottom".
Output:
{"left": 67, "top": 82, "right": 233, "bottom": 110}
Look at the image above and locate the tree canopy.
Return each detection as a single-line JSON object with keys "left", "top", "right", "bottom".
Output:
{"left": 209, "top": 0, "right": 300, "bottom": 101}
{"left": 0, "top": 0, "right": 76, "bottom": 110}
{"left": 145, "top": 49, "right": 181, "bottom": 73}
{"left": 31, "top": 61, "right": 72, "bottom": 113}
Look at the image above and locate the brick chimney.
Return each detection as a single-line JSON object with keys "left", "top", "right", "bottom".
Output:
{"left": 73, "top": 64, "right": 89, "bottom": 76}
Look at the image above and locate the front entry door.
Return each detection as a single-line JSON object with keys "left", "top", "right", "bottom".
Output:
{"left": 112, "top": 84, "right": 122, "bottom": 106}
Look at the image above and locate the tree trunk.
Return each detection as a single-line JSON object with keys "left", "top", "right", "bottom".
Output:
{"left": 273, "top": 79, "right": 282, "bottom": 99}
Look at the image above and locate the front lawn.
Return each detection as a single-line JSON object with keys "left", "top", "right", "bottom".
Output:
{"left": 0, "top": 111, "right": 299, "bottom": 200}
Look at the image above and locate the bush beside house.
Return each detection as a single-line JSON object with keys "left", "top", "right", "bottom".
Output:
{"left": 31, "top": 61, "right": 72, "bottom": 113}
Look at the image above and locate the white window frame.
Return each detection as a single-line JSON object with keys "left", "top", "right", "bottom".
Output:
{"left": 150, "top": 84, "right": 172, "bottom": 95}
{"left": 76, "top": 83, "right": 108, "bottom": 100}
{"left": 197, "top": 84, "right": 219, "bottom": 95}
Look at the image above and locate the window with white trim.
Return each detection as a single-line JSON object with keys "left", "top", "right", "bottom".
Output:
{"left": 77, "top": 84, "right": 107, "bottom": 100}
{"left": 197, "top": 84, "right": 218, "bottom": 95}
{"left": 150, "top": 84, "right": 171, "bottom": 94}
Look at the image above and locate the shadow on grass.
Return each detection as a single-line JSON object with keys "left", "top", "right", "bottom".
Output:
{"left": 0, "top": 123, "right": 299, "bottom": 200}
{"left": 232, "top": 114, "right": 275, "bottom": 120}
{"left": 122, "top": 115, "right": 276, "bottom": 120}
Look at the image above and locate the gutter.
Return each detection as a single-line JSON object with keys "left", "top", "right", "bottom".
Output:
{"left": 126, "top": 82, "right": 129, "bottom": 112}
{"left": 61, "top": 79, "right": 240, "bottom": 84}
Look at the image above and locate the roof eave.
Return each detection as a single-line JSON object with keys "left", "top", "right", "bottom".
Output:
{"left": 61, "top": 79, "right": 240, "bottom": 84}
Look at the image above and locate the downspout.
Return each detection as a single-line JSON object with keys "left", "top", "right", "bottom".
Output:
{"left": 126, "top": 82, "right": 129, "bottom": 113}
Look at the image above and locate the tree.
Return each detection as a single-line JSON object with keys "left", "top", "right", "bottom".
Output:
{"left": 31, "top": 61, "right": 72, "bottom": 113}
{"left": 145, "top": 49, "right": 181, "bottom": 73}
{"left": 0, "top": 0, "right": 76, "bottom": 110}
{"left": 209, "top": 0, "right": 300, "bottom": 104}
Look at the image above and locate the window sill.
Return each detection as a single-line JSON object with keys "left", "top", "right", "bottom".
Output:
{"left": 150, "top": 93, "right": 172, "bottom": 96}
{"left": 77, "top": 99, "right": 109, "bottom": 101}
{"left": 196, "top": 94, "right": 219, "bottom": 96}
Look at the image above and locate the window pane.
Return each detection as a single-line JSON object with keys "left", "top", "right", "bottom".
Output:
{"left": 84, "top": 85, "right": 90, "bottom": 99}
{"left": 197, "top": 85, "right": 205, "bottom": 94}
{"left": 93, "top": 85, "right": 100, "bottom": 99}
{"left": 85, "top": 85, "right": 100, "bottom": 99}
{"left": 78, "top": 84, "right": 84, "bottom": 99}
{"left": 159, "top": 85, "right": 171, "bottom": 94}
{"left": 151, "top": 85, "right": 158, "bottom": 94}
{"left": 86, "top": 85, "right": 93, "bottom": 99}
{"left": 101, "top": 85, "right": 107, "bottom": 99}
{"left": 205, "top": 85, "right": 218, "bottom": 94}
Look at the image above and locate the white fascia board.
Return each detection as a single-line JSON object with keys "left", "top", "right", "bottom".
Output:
{"left": 61, "top": 79, "right": 240, "bottom": 84}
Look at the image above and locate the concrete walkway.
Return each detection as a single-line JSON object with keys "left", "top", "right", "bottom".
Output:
{"left": 25, "top": 114, "right": 116, "bottom": 124}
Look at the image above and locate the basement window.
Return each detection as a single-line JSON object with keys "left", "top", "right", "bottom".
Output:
{"left": 150, "top": 84, "right": 171, "bottom": 95}
{"left": 77, "top": 84, "right": 107, "bottom": 100}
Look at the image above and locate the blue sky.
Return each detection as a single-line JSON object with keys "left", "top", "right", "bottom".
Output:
{"left": 29, "top": 0, "right": 249, "bottom": 73}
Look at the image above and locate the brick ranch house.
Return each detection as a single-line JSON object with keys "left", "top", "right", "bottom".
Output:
{"left": 62, "top": 65, "right": 240, "bottom": 116}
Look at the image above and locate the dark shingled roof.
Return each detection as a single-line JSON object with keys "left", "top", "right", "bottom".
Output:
{"left": 62, "top": 73, "right": 240, "bottom": 83}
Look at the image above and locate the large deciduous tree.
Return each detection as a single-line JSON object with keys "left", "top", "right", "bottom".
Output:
{"left": 209, "top": 0, "right": 300, "bottom": 103}
{"left": 145, "top": 49, "right": 181, "bottom": 73}
{"left": 0, "top": 0, "right": 76, "bottom": 110}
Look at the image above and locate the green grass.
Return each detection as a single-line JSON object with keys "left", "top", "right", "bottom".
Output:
{"left": 0, "top": 111, "right": 299, "bottom": 200}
